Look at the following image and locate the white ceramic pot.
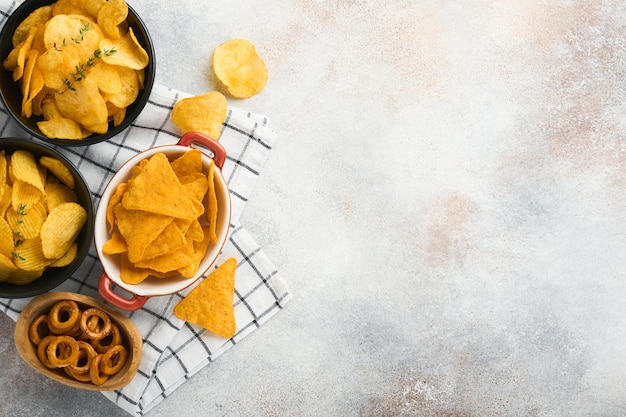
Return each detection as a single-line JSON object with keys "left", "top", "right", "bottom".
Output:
{"left": 94, "top": 132, "right": 231, "bottom": 310}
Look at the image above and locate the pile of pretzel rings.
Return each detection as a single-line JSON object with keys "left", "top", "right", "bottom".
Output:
{"left": 28, "top": 300, "right": 127, "bottom": 385}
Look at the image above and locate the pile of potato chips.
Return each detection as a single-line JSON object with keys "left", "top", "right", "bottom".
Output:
{"left": 102, "top": 149, "right": 220, "bottom": 284}
{"left": 3, "top": 0, "right": 149, "bottom": 140}
{"left": 0, "top": 150, "right": 87, "bottom": 284}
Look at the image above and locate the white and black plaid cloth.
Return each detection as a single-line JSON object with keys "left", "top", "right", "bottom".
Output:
{"left": 0, "top": 2, "right": 291, "bottom": 412}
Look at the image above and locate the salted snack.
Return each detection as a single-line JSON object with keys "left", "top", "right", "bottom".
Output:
{"left": 28, "top": 299, "right": 128, "bottom": 386}
{"left": 171, "top": 91, "right": 227, "bottom": 140}
{"left": 174, "top": 257, "right": 237, "bottom": 338}
{"left": 0, "top": 150, "right": 87, "bottom": 284}
{"left": 2, "top": 0, "right": 149, "bottom": 139}
{"left": 212, "top": 38, "right": 268, "bottom": 98}
{"left": 102, "top": 150, "right": 220, "bottom": 284}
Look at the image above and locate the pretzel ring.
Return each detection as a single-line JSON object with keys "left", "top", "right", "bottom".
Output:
{"left": 36, "top": 335, "right": 58, "bottom": 369}
{"left": 64, "top": 366, "right": 92, "bottom": 382}
{"left": 100, "top": 344, "right": 128, "bottom": 375}
{"left": 79, "top": 308, "right": 111, "bottom": 341}
{"left": 29, "top": 314, "right": 50, "bottom": 345}
{"left": 47, "top": 300, "right": 81, "bottom": 335}
{"left": 89, "top": 354, "right": 109, "bottom": 385}
{"left": 67, "top": 341, "right": 97, "bottom": 375}
{"left": 91, "top": 323, "right": 122, "bottom": 354}
{"left": 46, "top": 335, "right": 79, "bottom": 368}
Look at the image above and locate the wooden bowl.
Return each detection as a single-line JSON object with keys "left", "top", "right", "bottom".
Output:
{"left": 14, "top": 292, "right": 142, "bottom": 391}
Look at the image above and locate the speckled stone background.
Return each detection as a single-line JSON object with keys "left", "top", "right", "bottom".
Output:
{"left": 2, "top": 1, "right": 626, "bottom": 416}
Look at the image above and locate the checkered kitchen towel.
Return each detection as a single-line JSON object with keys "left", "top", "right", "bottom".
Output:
{"left": 0, "top": 2, "right": 292, "bottom": 410}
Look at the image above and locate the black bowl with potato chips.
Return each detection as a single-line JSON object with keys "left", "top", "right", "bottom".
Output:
{"left": 0, "top": 138, "right": 94, "bottom": 298}
{"left": 0, "top": 0, "right": 155, "bottom": 146}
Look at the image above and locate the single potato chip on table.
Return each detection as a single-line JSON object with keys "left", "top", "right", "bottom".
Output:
{"left": 212, "top": 38, "right": 268, "bottom": 99}
{"left": 171, "top": 92, "right": 227, "bottom": 140}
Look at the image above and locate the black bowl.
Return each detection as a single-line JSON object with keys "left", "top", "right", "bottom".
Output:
{"left": 0, "top": 138, "right": 94, "bottom": 298}
{"left": 0, "top": 0, "right": 155, "bottom": 147}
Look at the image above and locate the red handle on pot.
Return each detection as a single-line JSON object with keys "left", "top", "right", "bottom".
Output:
{"left": 178, "top": 131, "right": 227, "bottom": 169}
{"left": 98, "top": 272, "right": 149, "bottom": 311}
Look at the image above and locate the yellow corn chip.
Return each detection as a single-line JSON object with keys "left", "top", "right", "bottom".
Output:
{"left": 122, "top": 152, "right": 204, "bottom": 220}
{"left": 173, "top": 257, "right": 237, "bottom": 338}
{"left": 102, "top": 231, "right": 127, "bottom": 255}
{"left": 206, "top": 161, "right": 218, "bottom": 243}
{"left": 114, "top": 204, "right": 173, "bottom": 263}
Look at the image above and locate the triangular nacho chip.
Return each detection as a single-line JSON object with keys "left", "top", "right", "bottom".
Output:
{"left": 122, "top": 153, "right": 204, "bottom": 220}
{"left": 173, "top": 257, "right": 237, "bottom": 338}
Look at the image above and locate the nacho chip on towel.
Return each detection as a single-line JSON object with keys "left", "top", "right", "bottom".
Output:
{"left": 173, "top": 257, "right": 237, "bottom": 338}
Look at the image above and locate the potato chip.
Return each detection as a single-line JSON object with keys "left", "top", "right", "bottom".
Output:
{"left": 36, "top": 46, "right": 80, "bottom": 91}
{"left": 206, "top": 161, "right": 218, "bottom": 243}
{"left": 4, "top": 26, "right": 37, "bottom": 81}
{"left": 23, "top": 65, "right": 45, "bottom": 118}
{"left": 0, "top": 184, "right": 12, "bottom": 217}
{"left": 40, "top": 202, "right": 87, "bottom": 259}
{"left": 44, "top": 180, "right": 77, "bottom": 211}
{"left": 6, "top": 266, "right": 44, "bottom": 284}
{"left": 103, "top": 65, "right": 139, "bottom": 108}
{"left": 173, "top": 257, "right": 237, "bottom": 338}
{"left": 97, "top": 0, "right": 128, "bottom": 39}
{"left": 171, "top": 92, "right": 227, "bottom": 140}
{"left": 44, "top": 15, "right": 104, "bottom": 60}
{"left": 112, "top": 104, "right": 126, "bottom": 127}
{"left": 212, "top": 38, "right": 268, "bottom": 99}
{"left": 10, "top": 150, "right": 45, "bottom": 192}
{"left": 122, "top": 153, "right": 204, "bottom": 220}
{"left": 55, "top": 77, "right": 108, "bottom": 127}
{"left": 0, "top": 217, "right": 13, "bottom": 258}
{"left": 21, "top": 49, "right": 39, "bottom": 117}
{"left": 37, "top": 117, "right": 89, "bottom": 140}
{"left": 13, "top": 237, "right": 55, "bottom": 271}
{"left": 89, "top": 61, "right": 122, "bottom": 94}
{"left": 12, "top": 6, "right": 52, "bottom": 48}
{"left": 49, "top": 242, "right": 77, "bottom": 267}
{"left": 6, "top": 201, "right": 47, "bottom": 240}
{"left": 75, "top": 0, "right": 107, "bottom": 20}
{"left": 10, "top": 180, "right": 43, "bottom": 214}
{"left": 39, "top": 156, "right": 75, "bottom": 189}
{"left": 100, "top": 27, "right": 149, "bottom": 70}
{"left": 0, "top": 253, "right": 17, "bottom": 282}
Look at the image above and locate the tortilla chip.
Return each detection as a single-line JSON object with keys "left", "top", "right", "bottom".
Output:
{"left": 173, "top": 257, "right": 237, "bottom": 338}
